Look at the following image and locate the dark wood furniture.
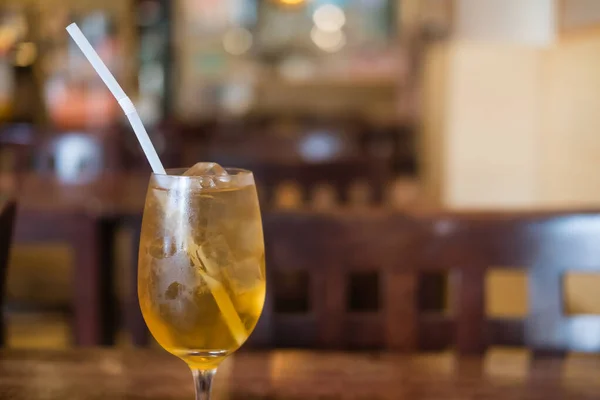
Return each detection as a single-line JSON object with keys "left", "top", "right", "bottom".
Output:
{"left": 359, "top": 123, "right": 417, "bottom": 175}
{"left": 0, "top": 196, "right": 16, "bottom": 345}
{"left": 259, "top": 210, "right": 600, "bottom": 353}
{"left": 0, "top": 349, "right": 598, "bottom": 399}
{"left": 121, "top": 162, "right": 389, "bottom": 346}
{"left": 9, "top": 173, "right": 149, "bottom": 346}
{"left": 258, "top": 210, "right": 419, "bottom": 350}
{"left": 414, "top": 210, "right": 600, "bottom": 354}
{"left": 124, "top": 209, "right": 600, "bottom": 351}
{"left": 193, "top": 124, "right": 390, "bottom": 207}
{"left": 0, "top": 124, "right": 36, "bottom": 174}
{"left": 14, "top": 169, "right": 600, "bottom": 354}
{"left": 124, "top": 213, "right": 148, "bottom": 347}
{"left": 226, "top": 159, "right": 389, "bottom": 207}
{"left": 12, "top": 211, "right": 115, "bottom": 346}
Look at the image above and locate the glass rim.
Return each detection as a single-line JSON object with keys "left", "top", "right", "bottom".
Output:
{"left": 151, "top": 167, "right": 254, "bottom": 180}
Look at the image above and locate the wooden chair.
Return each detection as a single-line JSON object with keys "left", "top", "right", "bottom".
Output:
{"left": 10, "top": 171, "right": 151, "bottom": 346}
{"left": 125, "top": 207, "right": 600, "bottom": 352}
{"left": 259, "top": 210, "right": 600, "bottom": 354}
{"left": 415, "top": 210, "right": 600, "bottom": 354}
{"left": 14, "top": 130, "right": 127, "bottom": 345}
{"left": 256, "top": 210, "right": 418, "bottom": 349}
{"left": 0, "top": 196, "right": 16, "bottom": 346}
{"left": 12, "top": 209, "right": 116, "bottom": 346}
{"left": 124, "top": 209, "right": 406, "bottom": 348}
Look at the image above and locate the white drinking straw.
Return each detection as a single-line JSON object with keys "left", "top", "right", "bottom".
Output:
{"left": 67, "top": 23, "right": 249, "bottom": 345}
{"left": 66, "top": 23, "right": 166, "bottom": 175}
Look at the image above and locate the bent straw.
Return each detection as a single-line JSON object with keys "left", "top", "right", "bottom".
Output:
{"left": 67, "top": 23, "right": 247, "bottom": 345}
{"left": 66, "top": 23, "right": 165, "bottom": 175}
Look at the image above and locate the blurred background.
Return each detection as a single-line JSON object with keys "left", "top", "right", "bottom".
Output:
{"left": 0, "top": 0, "right": 599, "bottom": 350}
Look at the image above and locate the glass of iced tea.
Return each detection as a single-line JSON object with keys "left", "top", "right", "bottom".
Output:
{"left": 138, "top": 164, "right": 265, "bottom": 400}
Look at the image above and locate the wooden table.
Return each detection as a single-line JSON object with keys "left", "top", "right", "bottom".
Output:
{"left": 0, "top": 349, "right": 599, "bottom": 399}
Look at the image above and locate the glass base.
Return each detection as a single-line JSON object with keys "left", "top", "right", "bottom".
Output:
{"left": 173, "top": 349, "right": 230, "bottom": 369}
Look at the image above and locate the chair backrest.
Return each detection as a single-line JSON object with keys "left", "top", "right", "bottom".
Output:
{"left": 257, "top": 210, "right": 600, "bottom": 354}
{"left": 0, "top": 196, "right": 16, "bottom": 346}
{"left": 12, "top": 209, "right": 111, "bottom": 346}
{"left": 417, "top": 210, "right": 600, "bottom": 354}
{"left": 256, "top": 210, "right": 417, "bottom": 349}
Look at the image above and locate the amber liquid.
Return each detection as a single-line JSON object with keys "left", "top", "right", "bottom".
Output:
{"left": 138, "top": 183, "right": 265, "bottom": 368}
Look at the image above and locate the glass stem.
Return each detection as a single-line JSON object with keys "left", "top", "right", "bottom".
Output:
{"left": 192, "top": 368, "right": 217, "bottom": 400}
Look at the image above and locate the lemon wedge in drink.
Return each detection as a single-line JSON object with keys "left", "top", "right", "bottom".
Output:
{"left": 188, "top": 242, "right": 247, "bottom": 347}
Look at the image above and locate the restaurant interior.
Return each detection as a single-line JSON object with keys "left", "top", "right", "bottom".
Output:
{"left": 1, "top": 0, "right": 600, "bottom": 398}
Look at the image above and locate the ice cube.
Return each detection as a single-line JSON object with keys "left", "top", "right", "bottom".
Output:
{"left": 183, "top": 162, "right": 228, "bottom": 177}
{"left": 149, "top": 251, "right": 204, "bottom": 296}
{"left": 227, "top": 256, "right": 264, "bottom": 288}
{"left": 189, "top": 234, "right": 234, "bottom": 279}
{"left": 235, "top": 221, "right": 264, "bottom": 259}
{"left": 188, "top": 194, "right": 227, "bottom": 244}
{"left": 183, "top": 162, "right": 231, "bottom": 189}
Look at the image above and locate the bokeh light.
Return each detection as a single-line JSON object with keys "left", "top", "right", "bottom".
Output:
{"left": 223, "top": 27, "right": 253, "bottom": 55}
{"left": 311, "top": 26, "right": 346, "bottom": 52}
{"left": 14, "top": 42, "right": 37, "bottom": 67}
{"left": 312, "top": 4, "right": 346, "bottom": 32}
{"left": 278, "top": 0, "right": 306, "bottom": 5}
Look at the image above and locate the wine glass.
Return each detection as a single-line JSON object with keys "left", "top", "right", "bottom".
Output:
{"left": 138, "top": 168, "right": 265, "bottom": 399}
